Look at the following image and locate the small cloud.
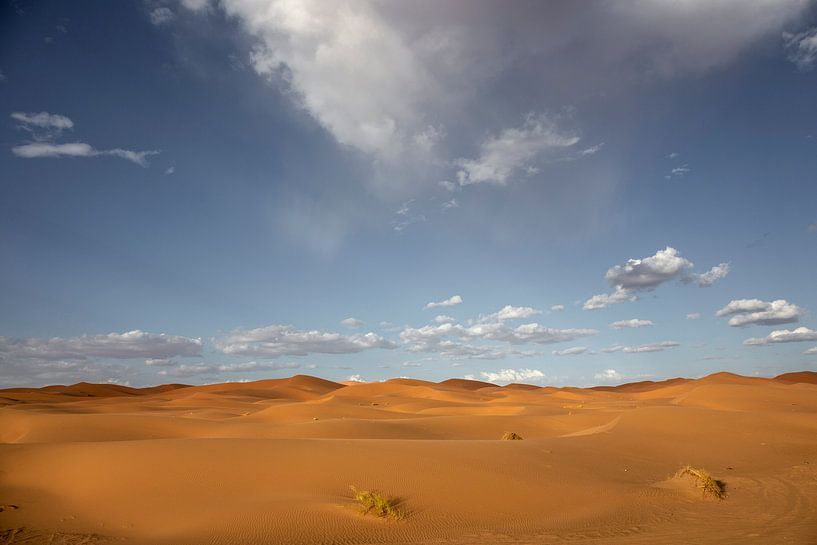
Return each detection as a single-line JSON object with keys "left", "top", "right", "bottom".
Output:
{"left": 808, "top": 221, "right": 817, "bottom": 232}
{"left": 439, "top": 180, "right": 457, "bottom": 192}
{"left": 552, "top": 346, "right": 587, "bottom": 356}
{"left": 694, "top": 263, "right": 730, "bottom": 287}
{"left": 686, "top": 312, "right": 701, "bottom": 320}
{"left": 165, "top": 166, "right": 175, "bottom": 175}
{"left": 783, "top": 27, "right": 817, "bottom": 71}
{"left": 667, "top": 164, "right": 691, "bottom": 178}
{"left": 441, "top": 198, "right": 459, "bottom": 211}
{"left": 594, "top": 368, "right": 622, "bottom": 383}
{"left": 804, "top": 346, "right": 817, "bottom": 355}
{"left": 145, "top": 358, "right": 175, "bottom": 367}
{"left": 0, "top": 70, "right": 6, "bottom": 82}
{"left": 478, "top": 368, "right": 545, "bottom": 384}
{"left": 433, "top": 315, "right": 456, "bottom": 324}
{"left": 603, "top": 341, "right": 679, "bottom": 353}
{"left": 12, "top": 142, "right": 159, "bottom": 167}
{"left": 579, "top": 142, "right": 604, "bottom": 156}
{"left": 610, "top": 318, "right": 653, "bottom": 329}
{"left": 56, "top": 24, "right": 68, "bottom": 34}
{"left": 425, "top": 295, "right": 463, "bottom": 309}
{"left": 340, "top": 317, "right": 365, "bottom": 329}
{"left": 44, "top": 36, "right": 54, "bottom": 44}
{"left": 667, "top": 152, "right": 679, "bottom": 159}
{"left": 550, "top": 304, "right": 565, "bottom": 312}
{"left": 150, "top": 7, "right": 175, "bottom": 26}
{"left": 347, "top": 374, "right": 364, "bottom": 382}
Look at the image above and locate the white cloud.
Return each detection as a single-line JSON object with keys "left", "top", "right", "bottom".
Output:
{"left": 181, "top": 0, "right": 211, "bottom": 12}
{"left": 215, "top": 324, "right": 397, "bottom": 358}
{"left": 165, "top": 166, "right": 175, "bottom": 175}
{"left": 157, "top": 361, "right": 300, "bottom": 377}
{"left": 462, "top": 323, "right": 597, "bottom": 345}
{"left": 145, "top": 358, "right": 174, "bottom": 367}
{"left": 456, "top": 113, "right": 579, "bottom": 186}
{"left": 221, "top": 0, "right": 439, "bottom": 164}
{"left": 478, "top": 305, "right": 541, "bottom": 323}
{"left": 433, "top": 315, "right": 456, "bottom": 324}
{"left": 623, "top": 341, "right": 680, "bottom": 353}
{"left": 550, "top": 304, "right": 565, "bottom": 312}
{"left": 553, "top": 346, "right": 588, "bottom": 356}
{"left": 686, "top": 313, "right": 702, "bottom": 320}
{"left": 347, "top": 374, "right": 364, "bottom": 382}
{"left": 12, "top": 142, "right": 159, "bottom": 167}
{"left": 11, "top": 111, "right": 74, "bottom": 138}
{"left": 340, "top": 317, "right": 365, "bottom": 329}
{"left": 0, "top": 330, "right": 202, "bottom": 361}
{"left": 716, "top": 299, "right": 803, "bottom": 327}
{"left": 605, "top": 247, "right": 693, "bottom": 290}
{"left": 425, "top": 295, "right": 463, "bottom": 309}
{"left": 601, "top": 341, "right": 679, "bottom": 354}
{"left": 584, "top": 247, "right": 727, "bottom": 310}
{"left": 594, "top": 368, "right": 622, "bottom": 382}
{"left": 783, "top": 27, "right": 817, "bottom": 71}
{"left": 804, "top": 346, "right": 817, "bottom": 355}
{"left": 439, "top": 180, "right": 457, "bottom": 192}
{"left": 478, "top": 368, "right": 545, "bottom": 384}
{"left": 667, "top": 164, "right": 691, "bottom": 178}
{"left": 583, "top": 287, "right": 638, "bottom": 310}
{"left": 150, "top": 7, "right": 174, "bottom": 25}
{"left": 694, "top": 262, "right": 731, "bottom": 287}
{"left": 609, "top": 318, "right": 653, "bottom": 329}
{"left": 744, "top": 327, "right": 817, "bottom": 346}
{"left": 10, "top": 112, "right": 158, "bottom": 167}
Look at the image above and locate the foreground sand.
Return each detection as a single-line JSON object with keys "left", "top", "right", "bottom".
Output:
{"left": 1, "top": 372, "right": 816, "bottom": 544}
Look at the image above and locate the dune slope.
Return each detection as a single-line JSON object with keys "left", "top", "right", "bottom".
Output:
{"left": 1, "top": 373, "right": 816, "bottom": 544}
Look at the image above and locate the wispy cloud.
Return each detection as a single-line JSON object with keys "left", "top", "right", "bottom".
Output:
{"left": 10, "top": 112, "right": 159, "bottom": 167}
{"left": 783, "top": 27, "right": 817, "bottom": 71}
{"left": 456, "top": 113, "right": 580, "bottom": 186}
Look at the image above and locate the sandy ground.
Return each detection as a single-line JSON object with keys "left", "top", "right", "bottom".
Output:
{"left": 1, "top": 371, "right": 816, "bottom": 544}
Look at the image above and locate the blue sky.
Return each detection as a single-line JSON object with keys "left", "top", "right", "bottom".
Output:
{"left": 1, "top": 0, "right": 816, "bottom": 387}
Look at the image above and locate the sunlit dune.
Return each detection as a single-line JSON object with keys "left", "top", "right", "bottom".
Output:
{"left": 1, "top": 372, "right": 816, "bottom": 544}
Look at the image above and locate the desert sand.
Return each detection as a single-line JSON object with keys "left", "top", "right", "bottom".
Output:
{"left": 1, "top": 372, "right": 816, "bottom": 544}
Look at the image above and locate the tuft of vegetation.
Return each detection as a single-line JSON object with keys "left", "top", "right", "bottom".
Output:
{"left": 675, "top": 465, "right": 726, "bottom": 500}
{"left": 349, "top": 485, "right": 401, "bottom": 519}
{"left": 501, "top": 431, "right": 524, "bottom": 440}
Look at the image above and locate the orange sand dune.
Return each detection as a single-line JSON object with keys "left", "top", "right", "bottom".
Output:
{"left": 1, "top": 372, "right": 816, "bottom": 544}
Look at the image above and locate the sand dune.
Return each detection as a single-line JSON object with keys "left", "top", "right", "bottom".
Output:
{"left": 1, "top": 372, "right": 816, "bottom": 544}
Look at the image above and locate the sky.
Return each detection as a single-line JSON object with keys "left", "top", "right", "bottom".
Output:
{"left": 1, "top": 0, "right": 817, "bottom": 388}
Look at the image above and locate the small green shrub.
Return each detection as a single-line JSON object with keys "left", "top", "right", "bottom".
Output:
{"left": 675, "top": 465, "right": 726, "bottom": 500}
{"left": 349, "top": 485, "right": 401, "bottom": 518}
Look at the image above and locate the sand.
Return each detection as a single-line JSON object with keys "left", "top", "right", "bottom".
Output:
{"left": 1, "top": 372, "right": 816, "bottom": 544}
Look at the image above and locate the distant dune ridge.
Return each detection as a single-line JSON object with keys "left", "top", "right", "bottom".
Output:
{"left": 1, "top": 371, "right": 816, "bottom": 544}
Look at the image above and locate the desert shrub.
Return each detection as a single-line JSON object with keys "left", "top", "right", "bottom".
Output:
{"left": 349, "top": 485, "right": 401, "bottom": 518}
{"left": 675, "top": 465, "right": 726, "bottom": 500}
{"left": 501, "top": 431, "right": 524, "bottom": 440}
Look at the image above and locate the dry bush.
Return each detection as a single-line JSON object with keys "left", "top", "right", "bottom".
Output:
{"left": 501, "top": 431, "right": 524, "bottom": 440}
{"left": 349, "top": 485, "right": 401, "bottom": 519}
{"left": 675, "top": 465, "right": 726, "bottom": 500}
